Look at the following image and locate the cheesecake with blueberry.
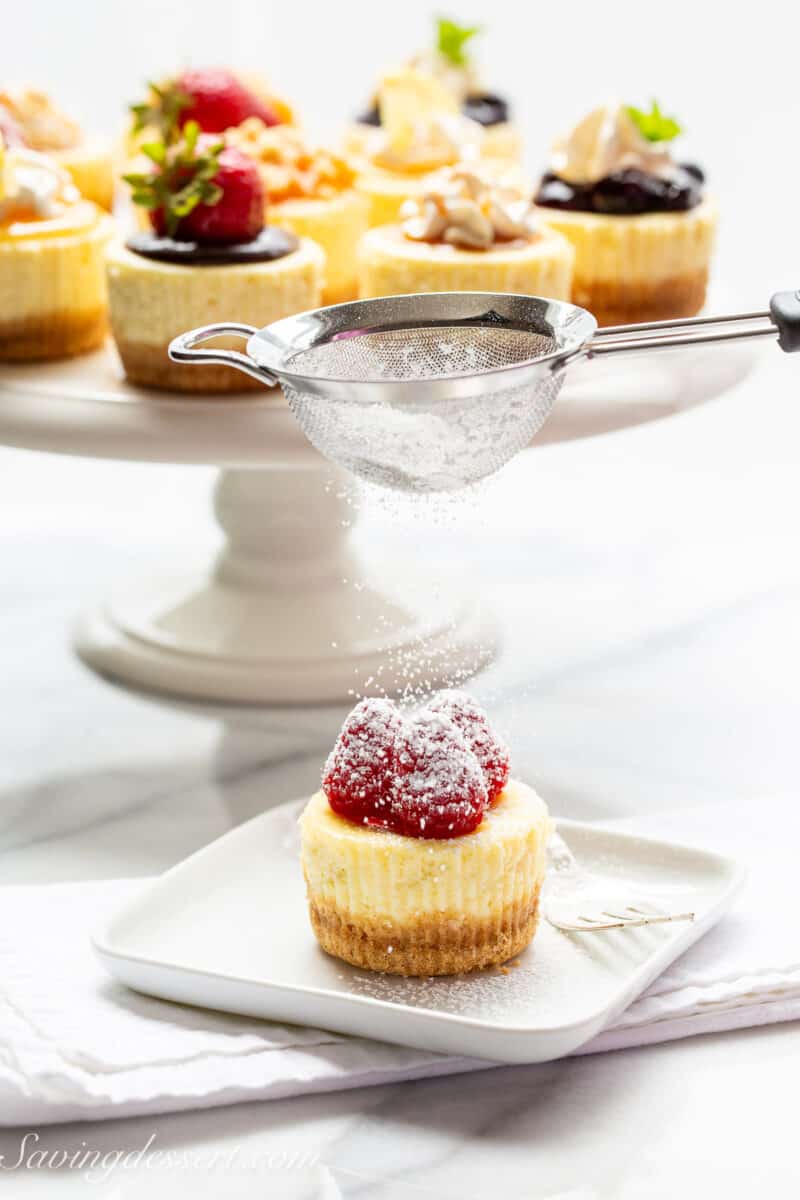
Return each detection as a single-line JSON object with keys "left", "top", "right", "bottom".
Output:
{"left": 345, "top": 17, "right": 520, "bottom": 163}
{"left": 300, "top": 693, "right": 551, "bottom": 977}
{"left": 359, "top": 164, "right": 573, "bottom": 301}
{"left": 108, "top": 121, "right": 323, "bottom": 391}
{"left": 534, "top": 101, "right": 717, "bottom": 326}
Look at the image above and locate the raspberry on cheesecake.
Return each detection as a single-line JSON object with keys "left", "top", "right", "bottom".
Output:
{"left": 300, "top": 693, "right": 551, "bottom": 977}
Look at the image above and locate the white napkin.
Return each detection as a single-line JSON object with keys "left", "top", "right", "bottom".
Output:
{"left": 1, "top": 797, "right": 797, "bottom": 1126}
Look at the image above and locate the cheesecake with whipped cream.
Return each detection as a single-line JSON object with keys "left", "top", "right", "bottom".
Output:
{"left": 534, "top": 101, "right": 716, "bottom": 325}
{"left": 0, "top": 139, "right": 113, "bottom": 360}
{"left": 300, "top": 694, "right": 552, "bottom": 976}
{"left": 0, "top": 88, "right": 114, "bottom": 211}
{"left": 358, "top": 164, "right": 573, "bottom": 301}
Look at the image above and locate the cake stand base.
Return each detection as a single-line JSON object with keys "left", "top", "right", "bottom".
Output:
{"left": 73, "top": 466, "right": 497, "bottom": 704}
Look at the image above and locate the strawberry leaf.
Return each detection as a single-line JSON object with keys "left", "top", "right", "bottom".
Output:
{"left": 125, "top": 128, "right": 224, "bottom": 237}
{"left": 130, "top": 80, "right": 192, "bottom": 145}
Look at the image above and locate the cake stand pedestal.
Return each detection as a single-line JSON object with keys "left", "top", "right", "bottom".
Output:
{"left": 0, "top": 335, "right": 758, "bottom": 704}
{"left": 0, "top": 348, "right": 495, "bottom": 703}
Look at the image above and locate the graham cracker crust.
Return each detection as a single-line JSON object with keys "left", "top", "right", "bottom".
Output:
{"left": 113, "top": 338, "right": 264, "bottom": 393}
{"left": 0, "top": 309, "right": 107, "bottom": 362}
{"left": 574, "top": 269, "right": 709, "bottom": 327}
{"left": 308, "top": 888, "right": 542, "bottom": 977}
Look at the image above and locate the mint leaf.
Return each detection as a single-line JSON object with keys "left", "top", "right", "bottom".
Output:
{"left": 626, "top": 100, "right": 682, "bottom": 143}
{"left": 436, "top": 16, "right": 481, "bottom": 67}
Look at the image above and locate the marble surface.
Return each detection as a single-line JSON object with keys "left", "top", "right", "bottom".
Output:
{"left": 1, "top": 343, "right": 800, "bottom": 1196}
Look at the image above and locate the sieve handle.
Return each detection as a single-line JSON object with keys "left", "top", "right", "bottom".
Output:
{"left": 168, "top": 324, "right": 278, "bottom": 386}
{"left": 584, "top": 293, "right": 800, "bottom": 358}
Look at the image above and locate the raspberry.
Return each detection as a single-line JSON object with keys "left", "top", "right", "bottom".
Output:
{"left": 391, "top": 710, "right": 487, "bottom": 839}
{"left": 321, "top": 696, "right": 506, "bottom": 839}
{"left": 322, "top": 699, "right": 402, "bottom": 827}
{"left": 428, "top": 690, "right": 509, "bottom": 803}
{"left": 175, "top": 69, "right": 279, "bottom": 133}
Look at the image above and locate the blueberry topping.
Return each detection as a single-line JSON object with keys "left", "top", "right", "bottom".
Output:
{"left": 462, "top": 92, "right": 510, "bottom": 127}
{"left": 357, "top": 102, "right": 381, "bottom": 127}
{"left": 535, "top": 165, "right": 704, "bottom": 216}
{"left": 357, "top": 91, "right": 511, "bottom": 130}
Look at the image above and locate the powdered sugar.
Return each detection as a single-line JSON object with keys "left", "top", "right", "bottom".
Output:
{"left": 428, "top": 690, "right": 510, "bottom": 803}
{"left": 321, "top": 693, "right": 509, "bottom": 839}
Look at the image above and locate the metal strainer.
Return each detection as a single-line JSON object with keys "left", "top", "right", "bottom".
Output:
{"left": 169, "top": 290, "right": 800, "bottom": 493}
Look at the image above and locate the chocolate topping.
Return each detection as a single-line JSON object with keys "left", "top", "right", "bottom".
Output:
{"left": 125, "top": 226, "right": 299, "bottom": 266}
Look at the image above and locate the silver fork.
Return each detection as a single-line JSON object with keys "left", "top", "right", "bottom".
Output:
{"left": 544, "top": 831, "right": 696, "bottom": 933}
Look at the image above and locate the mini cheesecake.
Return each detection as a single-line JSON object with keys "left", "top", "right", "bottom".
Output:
{"left": 301, "top": 779, "right": 550, "bottom": 976}
{"left": 225, "top": 122, "right": 368, "bottom": 306}
{"left": 300, "top": 693, "right": 552, "bottom": 977}
{"left": 345, "top": 17, "right": 522, "bottom": 168}
{"left": 359, "top": 166, "right": 574, "bottom": 302}
{"left": 534, "top": 102, "right": 717, "bottom": 326}
{"left": 111, "top": 125, "right": 323, "bottom": 392}
{"left": 349, "top": 67, "right": 520, "bottom": 229}
{"left": 0, "top": 88, "right": 115, "bottom": 210}
{"left": 0, "top": 146, "right": 112, "bottom": 361}
{"left": 106, "top": 234, "right": 323, "bottom": 392}
{"left": 533, "top": 201, "right": 716, "bottom": 327}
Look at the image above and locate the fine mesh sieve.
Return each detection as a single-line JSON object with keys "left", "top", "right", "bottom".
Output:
{"left": 169, "top": 290, "right": 799, "bottom": 493}
{"left": 282, "top": 324, "right": 561, "bottom": 491}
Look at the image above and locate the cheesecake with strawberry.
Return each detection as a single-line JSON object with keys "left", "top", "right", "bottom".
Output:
{"left": 128, "top": 67, "right": 293, "bottom": 151}
{"left": 300, "top": 693, "right": 551, "bottom": 976}
{"left": 107, "top": 121, "right": 323, "bottom": 391}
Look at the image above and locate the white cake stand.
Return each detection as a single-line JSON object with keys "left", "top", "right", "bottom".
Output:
{"left": 0, "top": 339, "right": 758, "bottom": 703}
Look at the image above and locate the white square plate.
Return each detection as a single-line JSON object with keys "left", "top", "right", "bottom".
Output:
{"left": 93, "top": 799, "right": 744, "bottom": 1064}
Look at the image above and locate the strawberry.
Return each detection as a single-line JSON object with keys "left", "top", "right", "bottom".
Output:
{"left": 175, "top": 68, "right": 280, "bottom": 133}
{"left": 131, "top": 70, "right": 279, "bottom": 143}
{"left": 124, "top": 123, "right": 264, "bottom": 243}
